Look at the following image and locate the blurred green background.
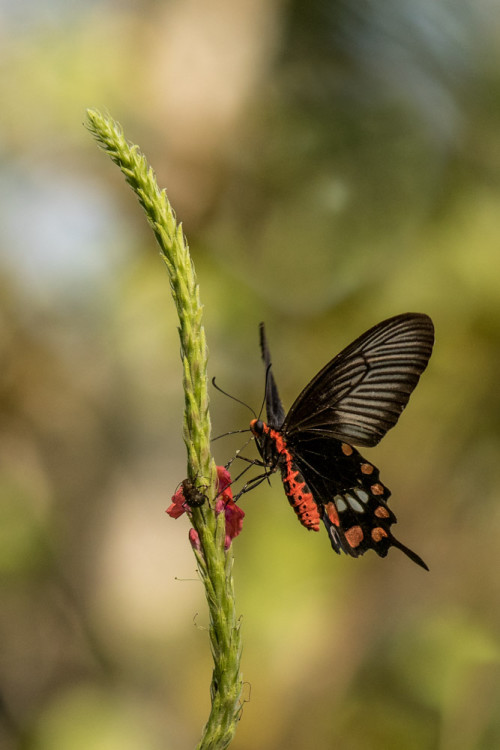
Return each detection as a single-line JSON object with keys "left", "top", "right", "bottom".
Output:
{"left": 2, "top": 1, "right": 500, "bottom": 749}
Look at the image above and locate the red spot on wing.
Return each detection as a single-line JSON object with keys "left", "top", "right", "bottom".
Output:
{"left": 341, "top": 443, "right": 353, "bottom": 456}
{"left": 325, "top": 501, "right": 340, "bottom": 526}
{"left": 374, "top": 505, "right": 390, "bottom": 518}
{"left": 361, "top": 463, "right": 374, "bottom": 474}
{"left": 344, "top": 525, "right": 364, "bottom": 548}
{"left": 371, "top": 483, "right": 384, "bottom": 496}
{"left": 371, "top": 527, "right": 388, "bottom": 542}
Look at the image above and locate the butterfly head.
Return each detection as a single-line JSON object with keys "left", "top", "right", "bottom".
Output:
{"left": 250, "top": 418, "right": 264, "bottom": 436}
{"left": 250, "top": 417, "right": 283, "bottom": 469}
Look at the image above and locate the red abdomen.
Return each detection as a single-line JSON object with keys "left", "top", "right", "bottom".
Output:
{"left": 279, "top": 453, "right": 321, "bottom": 531}
{"left": 250, "top": 419, "right": 322, "bottom": 532}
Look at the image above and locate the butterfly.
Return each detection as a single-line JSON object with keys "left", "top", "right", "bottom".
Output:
{"left": 249, "top": 313, "right": 434, "bottom": 569}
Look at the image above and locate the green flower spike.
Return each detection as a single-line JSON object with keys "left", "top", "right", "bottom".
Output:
{"left": 86, "top": 109, "right": 243, "bottom": 750}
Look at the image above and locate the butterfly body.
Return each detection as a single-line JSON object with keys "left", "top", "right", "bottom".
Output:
{"left": 251, "top": 419, "right": 322, "bottom": 531}
{"left": 250, "top": 314, "right": 434, "bottom": 570}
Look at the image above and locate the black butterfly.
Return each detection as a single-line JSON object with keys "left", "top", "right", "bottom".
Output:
{"left": 249, "top": 313, "right": 434, "bottom": 569}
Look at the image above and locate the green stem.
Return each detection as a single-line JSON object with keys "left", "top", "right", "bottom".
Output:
{"left": 86, "top": 109, "right": 242, "bottom": 749}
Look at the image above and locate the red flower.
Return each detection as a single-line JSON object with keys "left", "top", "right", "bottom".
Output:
{"left": 217, "top": 497, "right": 245, "bottom": 549}
{"left": 166, "top": 466, "right": 245, "bottom": 549}
{"left": 166, "top": 485, "right": 188, "bottom": 518}
{"left": 189, "top": 528, "right": 201, "bottom": 550}
{"left": 216, "top": 465, "right": 232, "bottom": 501}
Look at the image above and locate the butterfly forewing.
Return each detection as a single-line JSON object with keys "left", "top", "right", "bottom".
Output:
{"left": 259, "top": 322, "right": 286, "bottom": 429}
{"left": 283, "top": 313, "right": 434, "bottom": 447}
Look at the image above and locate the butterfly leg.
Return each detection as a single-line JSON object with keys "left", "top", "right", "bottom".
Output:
{"left": 232, "top": 470, "right": 275, "bottom": 503}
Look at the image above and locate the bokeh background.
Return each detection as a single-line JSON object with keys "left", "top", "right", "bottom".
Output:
{"left": 2, "top": 1, "right": 500, "bottom": 748}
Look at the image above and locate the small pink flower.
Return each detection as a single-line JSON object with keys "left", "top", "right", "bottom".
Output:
{"left": 189, "top": 528, "right": 201, "bottom": 550}
{"left": 216, "top": 466, "right": 232, "bottom": 500}
{"left": 166, "top": 486, "right": 187, "bottom": 518}
{"left": 217, "top": 498, "right": 245, "bottom": 549}
{"left": 166, "top": 466, "right": 245, "bottom": 548}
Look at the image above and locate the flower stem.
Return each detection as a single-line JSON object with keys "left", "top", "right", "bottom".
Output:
{"left": 86, "top": 109, "right": 243, "bottom": 749}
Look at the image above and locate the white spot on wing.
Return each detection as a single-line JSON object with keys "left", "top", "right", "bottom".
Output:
{"left": 346, "top": 494, "right": 364, "bottom": 513}
{"left": 354, "top": 488, "right": 369, "bottom": 503}
{"left": 334, "top": 495, "right": 348, "bottom": 512}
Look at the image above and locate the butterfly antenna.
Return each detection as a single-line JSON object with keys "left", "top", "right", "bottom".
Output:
{"left": 212, "top": 377, "right": 257, "bottom": 419}
{"left": 211, "top": 428, "right": 251, "bottom": 442}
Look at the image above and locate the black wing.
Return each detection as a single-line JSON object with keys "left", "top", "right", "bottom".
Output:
{"left": 283, "top": 313, "right": 434, "bottom": 447}
{"left": 259, "top": 322, "right": 286, "bottom": 429}
{"left": 289, "top": 436, "right": 428, "bottom": 569}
